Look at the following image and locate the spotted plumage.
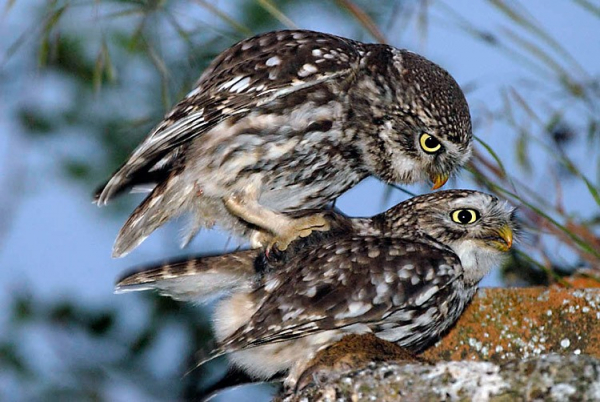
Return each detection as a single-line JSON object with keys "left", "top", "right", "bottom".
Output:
{"left": 95, "top": 29, "right": 472, "bottom": 257}
{"left": 116, "top": 190, "right": 515, "bottom": 388}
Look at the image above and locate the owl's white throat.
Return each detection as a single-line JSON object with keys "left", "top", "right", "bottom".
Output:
{"left": 449, "top": 240, "right": 506, "bottom": 285}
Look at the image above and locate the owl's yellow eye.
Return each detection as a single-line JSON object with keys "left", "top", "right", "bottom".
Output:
{"left": 419, "top": 133, "right": 442, "bottom": 154}
{"left": 451, "top": 209, "right": 480, "bottom": 224}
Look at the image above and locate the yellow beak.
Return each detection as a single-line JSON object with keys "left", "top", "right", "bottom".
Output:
{"left": 431, "top": 173, "right": 449, "bottom": 190}
{"left": 494, "top": 224, "right": 514, "bottom": 252}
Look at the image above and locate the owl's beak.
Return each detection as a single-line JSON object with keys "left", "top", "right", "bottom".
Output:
{"left": 431, "top": 173, "right": 449, "bottom": 190}
{"left": 493, "top": 224, "right": 513, "bottom": 252}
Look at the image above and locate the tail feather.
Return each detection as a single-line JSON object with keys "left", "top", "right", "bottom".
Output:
{"left": 110, "top": 165, "right": 246, "bottom": 257}
{"left": 115, "top": 250, "right": 260, "bottom": 302}
{"left": 112, "top": 171, "right": 192, "bottom": 258}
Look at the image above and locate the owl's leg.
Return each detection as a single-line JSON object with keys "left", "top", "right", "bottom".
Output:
{"left": 223, "top": 191, "right": 330, "bottom": 251}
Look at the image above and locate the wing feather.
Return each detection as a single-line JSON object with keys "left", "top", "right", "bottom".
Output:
{"left": 96, "top": 30, "right": 363, "bottom": 204}
{"left": 218, "top": 236, "right": 462, "bottom": 352}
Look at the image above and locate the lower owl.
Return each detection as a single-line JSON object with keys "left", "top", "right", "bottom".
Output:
{"left": 115, "top": 190, "right": 516, "bottom": 388}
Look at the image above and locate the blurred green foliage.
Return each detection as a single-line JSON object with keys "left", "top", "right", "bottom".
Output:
{"left": 2, "top": 0, "right": 599, "bottom": 400}
{"left": 4, "top": 290, "right": 217, "bottom": 400}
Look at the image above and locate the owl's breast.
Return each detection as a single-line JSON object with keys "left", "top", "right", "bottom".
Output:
{"left": 257, "top": 152, "right": 366, "bottom": 211}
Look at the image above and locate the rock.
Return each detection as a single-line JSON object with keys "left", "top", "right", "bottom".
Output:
{"left": 288, "top": 354, "right": 600, "bottom": 401}
{"left": 421, "top": 287, "right": 600, "bottom": 362}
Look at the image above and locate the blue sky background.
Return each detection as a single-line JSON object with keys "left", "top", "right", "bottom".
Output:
{"left": 0, "top": 1, "right": 598, "bottom": 400}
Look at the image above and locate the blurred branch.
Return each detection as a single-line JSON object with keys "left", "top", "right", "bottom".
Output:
{"left": 489, "top": 0, "right": 588, "bottom": 76}
{"left": 574, "top": 0, "right": 600, "bottom": 18}
{"left": 193, "top": 0, "right": 253, "bottom": 36}
{"left": 257, "top": 0, "right": 297, "bottom": 29}
{"left": 335, "top": 0, "right": 387, "bottom": 43}
{"left": 0, "top": 134, "right": 27, "bottom": 253}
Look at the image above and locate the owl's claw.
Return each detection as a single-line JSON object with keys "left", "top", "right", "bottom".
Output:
{"left": 251, "top": 214, "right": 331, "bottom": 259}
{"left": 269, "top": 214, "right": 331, "bottom": 252}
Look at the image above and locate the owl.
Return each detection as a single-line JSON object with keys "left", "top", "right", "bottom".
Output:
{"left": 95, "top": 29, "right": 472, "bottom": 257}
{"left": 115, "top": 190, "right": 514, "bottom": 389}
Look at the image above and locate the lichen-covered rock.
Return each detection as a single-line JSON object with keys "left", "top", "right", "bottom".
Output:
{"left": 288, "top": 354, "right": 600, "bottom": 402}
{"left": 422, "top": 288, "right": 600, "bottom": 362}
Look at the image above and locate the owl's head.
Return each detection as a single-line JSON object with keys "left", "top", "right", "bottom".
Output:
{"left": 361, "top": 48, "right": 472, "bottom": 189}
{"left": 385, "top": 190, "right": 516, "bottom": 284}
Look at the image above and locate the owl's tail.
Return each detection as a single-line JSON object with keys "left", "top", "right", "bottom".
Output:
{"left": 114, "top": 250, "right": 260, "bottom": 301}
{"left": 112, "top": 171, "right": 196, "bottom": 258}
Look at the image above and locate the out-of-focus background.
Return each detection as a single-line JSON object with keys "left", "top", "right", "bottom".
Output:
{"left": 1, "top": 1, "right": 598, "bottom": 400}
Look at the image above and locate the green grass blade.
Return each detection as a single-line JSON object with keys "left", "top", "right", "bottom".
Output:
{"left": 256, "top": 0, "right": 297, "bottom": 29}
{"left": 474, "top": 135, "right": 509, "bottom": 178}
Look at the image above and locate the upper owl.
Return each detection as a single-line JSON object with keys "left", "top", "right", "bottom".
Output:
{"left": 95, "top": 30, "right": 473, "bottom": 257}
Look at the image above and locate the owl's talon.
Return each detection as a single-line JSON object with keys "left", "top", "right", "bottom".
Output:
{"left": 269, "top": 214, "right": 331, "bottom": 252}
{"left": 250, "top": 230, "right": 271, "bottom": 249}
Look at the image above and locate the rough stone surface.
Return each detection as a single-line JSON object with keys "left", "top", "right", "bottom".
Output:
{"left": 421, "top": 287, "right": 600, "bottom": 362}
{"left": 288, "top": 354, "right": 600, "bottom": 402}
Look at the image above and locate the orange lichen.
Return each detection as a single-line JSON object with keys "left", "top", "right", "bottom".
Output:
{"left": 422, "top": 287, "right": 600, "bottom": 363}
{"left": 559, "top": 271, "right": 600, "bottom": 289}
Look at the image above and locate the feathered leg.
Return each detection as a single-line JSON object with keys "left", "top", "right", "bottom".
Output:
{"left": 223, "top": 189, "right": 330, "bottom": 251}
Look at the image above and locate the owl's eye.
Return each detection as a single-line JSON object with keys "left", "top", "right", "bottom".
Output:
{"left": 419, "top": 133, "right": 442, "bottom": 154}
{"left": 451, "top": 209, "right": 480, "bottom": 224}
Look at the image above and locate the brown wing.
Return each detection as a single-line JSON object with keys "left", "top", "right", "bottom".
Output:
{"left": 218, "top": 236, "right": 462, "bottom": 352}
{"left": 95, "top": 30, "right": 364, "bottom": 204}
